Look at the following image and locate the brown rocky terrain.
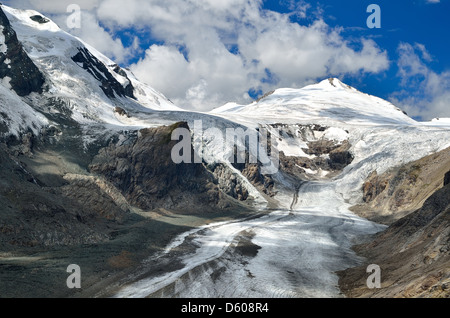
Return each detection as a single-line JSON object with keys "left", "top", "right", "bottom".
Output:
{"left": 350, "top": 147, "right": 450, "bottom": 225}
{"left": 338, "top": 147, "right": 450, "bottom": 298}
{"left": 279, "top": 139, "right": 353, "bottom": 181}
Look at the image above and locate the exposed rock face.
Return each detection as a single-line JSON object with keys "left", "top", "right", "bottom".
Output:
{"left": 0, "top": 143, "right": 128, "bottom": 248}
{"left": 230, "top": 160, "right": 275, "bottom": 198}
{"left": 338, "top": 182, "right": 450, "bottom": 298}
{"left": 328, "top": 141, "right": 354, "bottom": 170}
{"left": 209, "top": 163, "right": 249, "bottom": 201}
{"left": 60, "top": 174, "right": 131, "bottom": 222}
{"left": 352, "top": 147, "right": 450, "bottom": 224}
{"left": 239, "top": 163, "right": 275, "bottom": 196}
{"left": 114, "top": 106, "right": 129, "bottom": 118}
{"left": 266, "top": 123, "right": 354, "bottom": 181}
{"left": 29, "top": 15, "right": 49, "bottom": 24}
{"left": 339, "top": 146, "right": 450, "bottom": 298}
{"left": 0, "top": 7, "right": 45, "bottom": 96}
{"left": 362, "top": 171, "right": 388, "bottom": 203}
{"left": 279, "top": 140, "right": 353, "bottom": 180}
{"left": 304, "top": 139, "right": 354, "bottom": 171}
{"left": 445, "top": 170, "right": 450, "bottom": 186}
{"left": 72, "top": 47, "right": 135, "bottom": 99}
{"left": 89, "top": 122, "right": 222, "bottom": 212}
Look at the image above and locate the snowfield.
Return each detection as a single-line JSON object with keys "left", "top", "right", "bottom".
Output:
{"left": 211, "top": 78, "right": 417, "bottom": 126}
{"left": 2, "top": 5, "right": 180, "bottom": 130}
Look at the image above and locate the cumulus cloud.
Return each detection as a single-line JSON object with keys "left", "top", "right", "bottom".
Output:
{"left": 390, "top": 42, "right": 450, "bottom": 120}
{"left": 109, "top": 0, "right": 389, "bottom": 110}
{"left": 53, "top": 11, "right": 139, "bottom": 64}
{"left": 3, "top": 0, "right": 136, "bottom": 64}
{"left": 4, "top": 0, "right": 390, "bottom": 111}
{"left": 11, "top": 0, "right": 100, "bottom": 12}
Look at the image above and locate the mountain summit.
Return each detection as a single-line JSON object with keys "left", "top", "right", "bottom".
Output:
{"left": 0, "top": 4, "right": 180, "bottom": 138}
{"left": 212, "top": 78, "right": 414, "bottom": 125}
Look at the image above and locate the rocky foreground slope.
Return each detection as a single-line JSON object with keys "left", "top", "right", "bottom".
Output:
{"left": 339, "top": 147, "right": 450, "bottom": 298}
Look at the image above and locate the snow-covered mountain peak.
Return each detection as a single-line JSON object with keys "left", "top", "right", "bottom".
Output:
{"left": 211, "top": 78, "right": 416, "bottom": 126}
{"left": 2, "top": 6, "right": 60, "bottom": 33}
{"left": 312, "top": 77, "right": 352, "bottom": 90}
{"left": 0, "top": 3, "right": 181, "bottom": 136}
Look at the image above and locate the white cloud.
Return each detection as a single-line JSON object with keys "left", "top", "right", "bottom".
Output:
{"left": 50, "top": 11, "right": 138, "bottom": 64}
{"left": 4, "top": 0, "right": 390, "bottom": 111}
{"left": 6, "top": 0, "right": 101, "bottom": 13}
{"left": 390, "top": 42, "right": 450, "bottom": 120}
{"left": 99, "top": 0, "right": 389, "bottom": 110}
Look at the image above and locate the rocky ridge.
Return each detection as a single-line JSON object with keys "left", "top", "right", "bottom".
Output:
{"left": 338, "top": 147, "right": 450, "bottom": 298}
{"left": 0, "top": 7, "right": 44, "bottom": 96}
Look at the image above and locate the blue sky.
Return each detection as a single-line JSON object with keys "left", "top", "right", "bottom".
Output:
{"left": 305, "top": 0, "right": 450, "bottom": 103}
{"left": 6, "top": 0, "right": 450, "bottom": 120}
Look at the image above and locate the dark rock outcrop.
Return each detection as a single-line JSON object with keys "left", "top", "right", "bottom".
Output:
{"left": 362, "top": 171, "right": 388, "bottom": 203}
{"left": 0, "top": 7, "right": 45, "bottom": 96}
{"left": 230, "top": 159, "right": 275, "bottom": 198}
{"left": 0, "top": 143, "right": 128, "bottom": 248}
{"left": 303, "top": 139, "right": 354, "bottom": 170}
{"left": 114, "top": 106, "right": 129, "bottom": 117}
{"left": 209, "top": 163, "right": 249, "bottom": 201}
{"left": 72, "top": 47, "right": 135, "bottom": 100}
{"left": 279, "top": 139, "right": 353, "bottom": 180}
{"left": 29, "top": 15, "right": 49, "bottom": 24}
{"left": 328, "top": 141, "right": 354, "bottom": 170}
{"left": 89, "top": 122, "right": 222, "bottom": 212}
{"left": 444, "top": 170, "right": 450, "bottom": 186}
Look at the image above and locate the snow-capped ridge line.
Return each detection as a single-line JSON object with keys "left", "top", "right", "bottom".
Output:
{"left": 1, "top": 3, "right": 182, "bottom": 123}
{"left": 211, "top": 78, "right": 414, "bottom": 126}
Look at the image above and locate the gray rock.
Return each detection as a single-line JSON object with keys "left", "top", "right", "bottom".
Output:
{"left": 0, "top": 7, "right": 45, "bottom": 96}
{"left": 444, "top": 170, "right": 450, "bottom": 186}
{"left": 90, "top": 122, "right": 222, "bottom": 212}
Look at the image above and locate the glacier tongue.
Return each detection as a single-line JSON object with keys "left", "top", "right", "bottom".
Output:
{"left": 111, "top": 80, "right": 450, "bottom": 298}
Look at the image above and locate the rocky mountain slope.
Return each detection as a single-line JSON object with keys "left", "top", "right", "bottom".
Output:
{"left": 89, "top": 122, "right": 224, "bottom": 212}
{"left": 350, "top": 146, "right": 450, "bottom": 225}
{"left": 338, "top": 154, "right": 450, "bottom": 297}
